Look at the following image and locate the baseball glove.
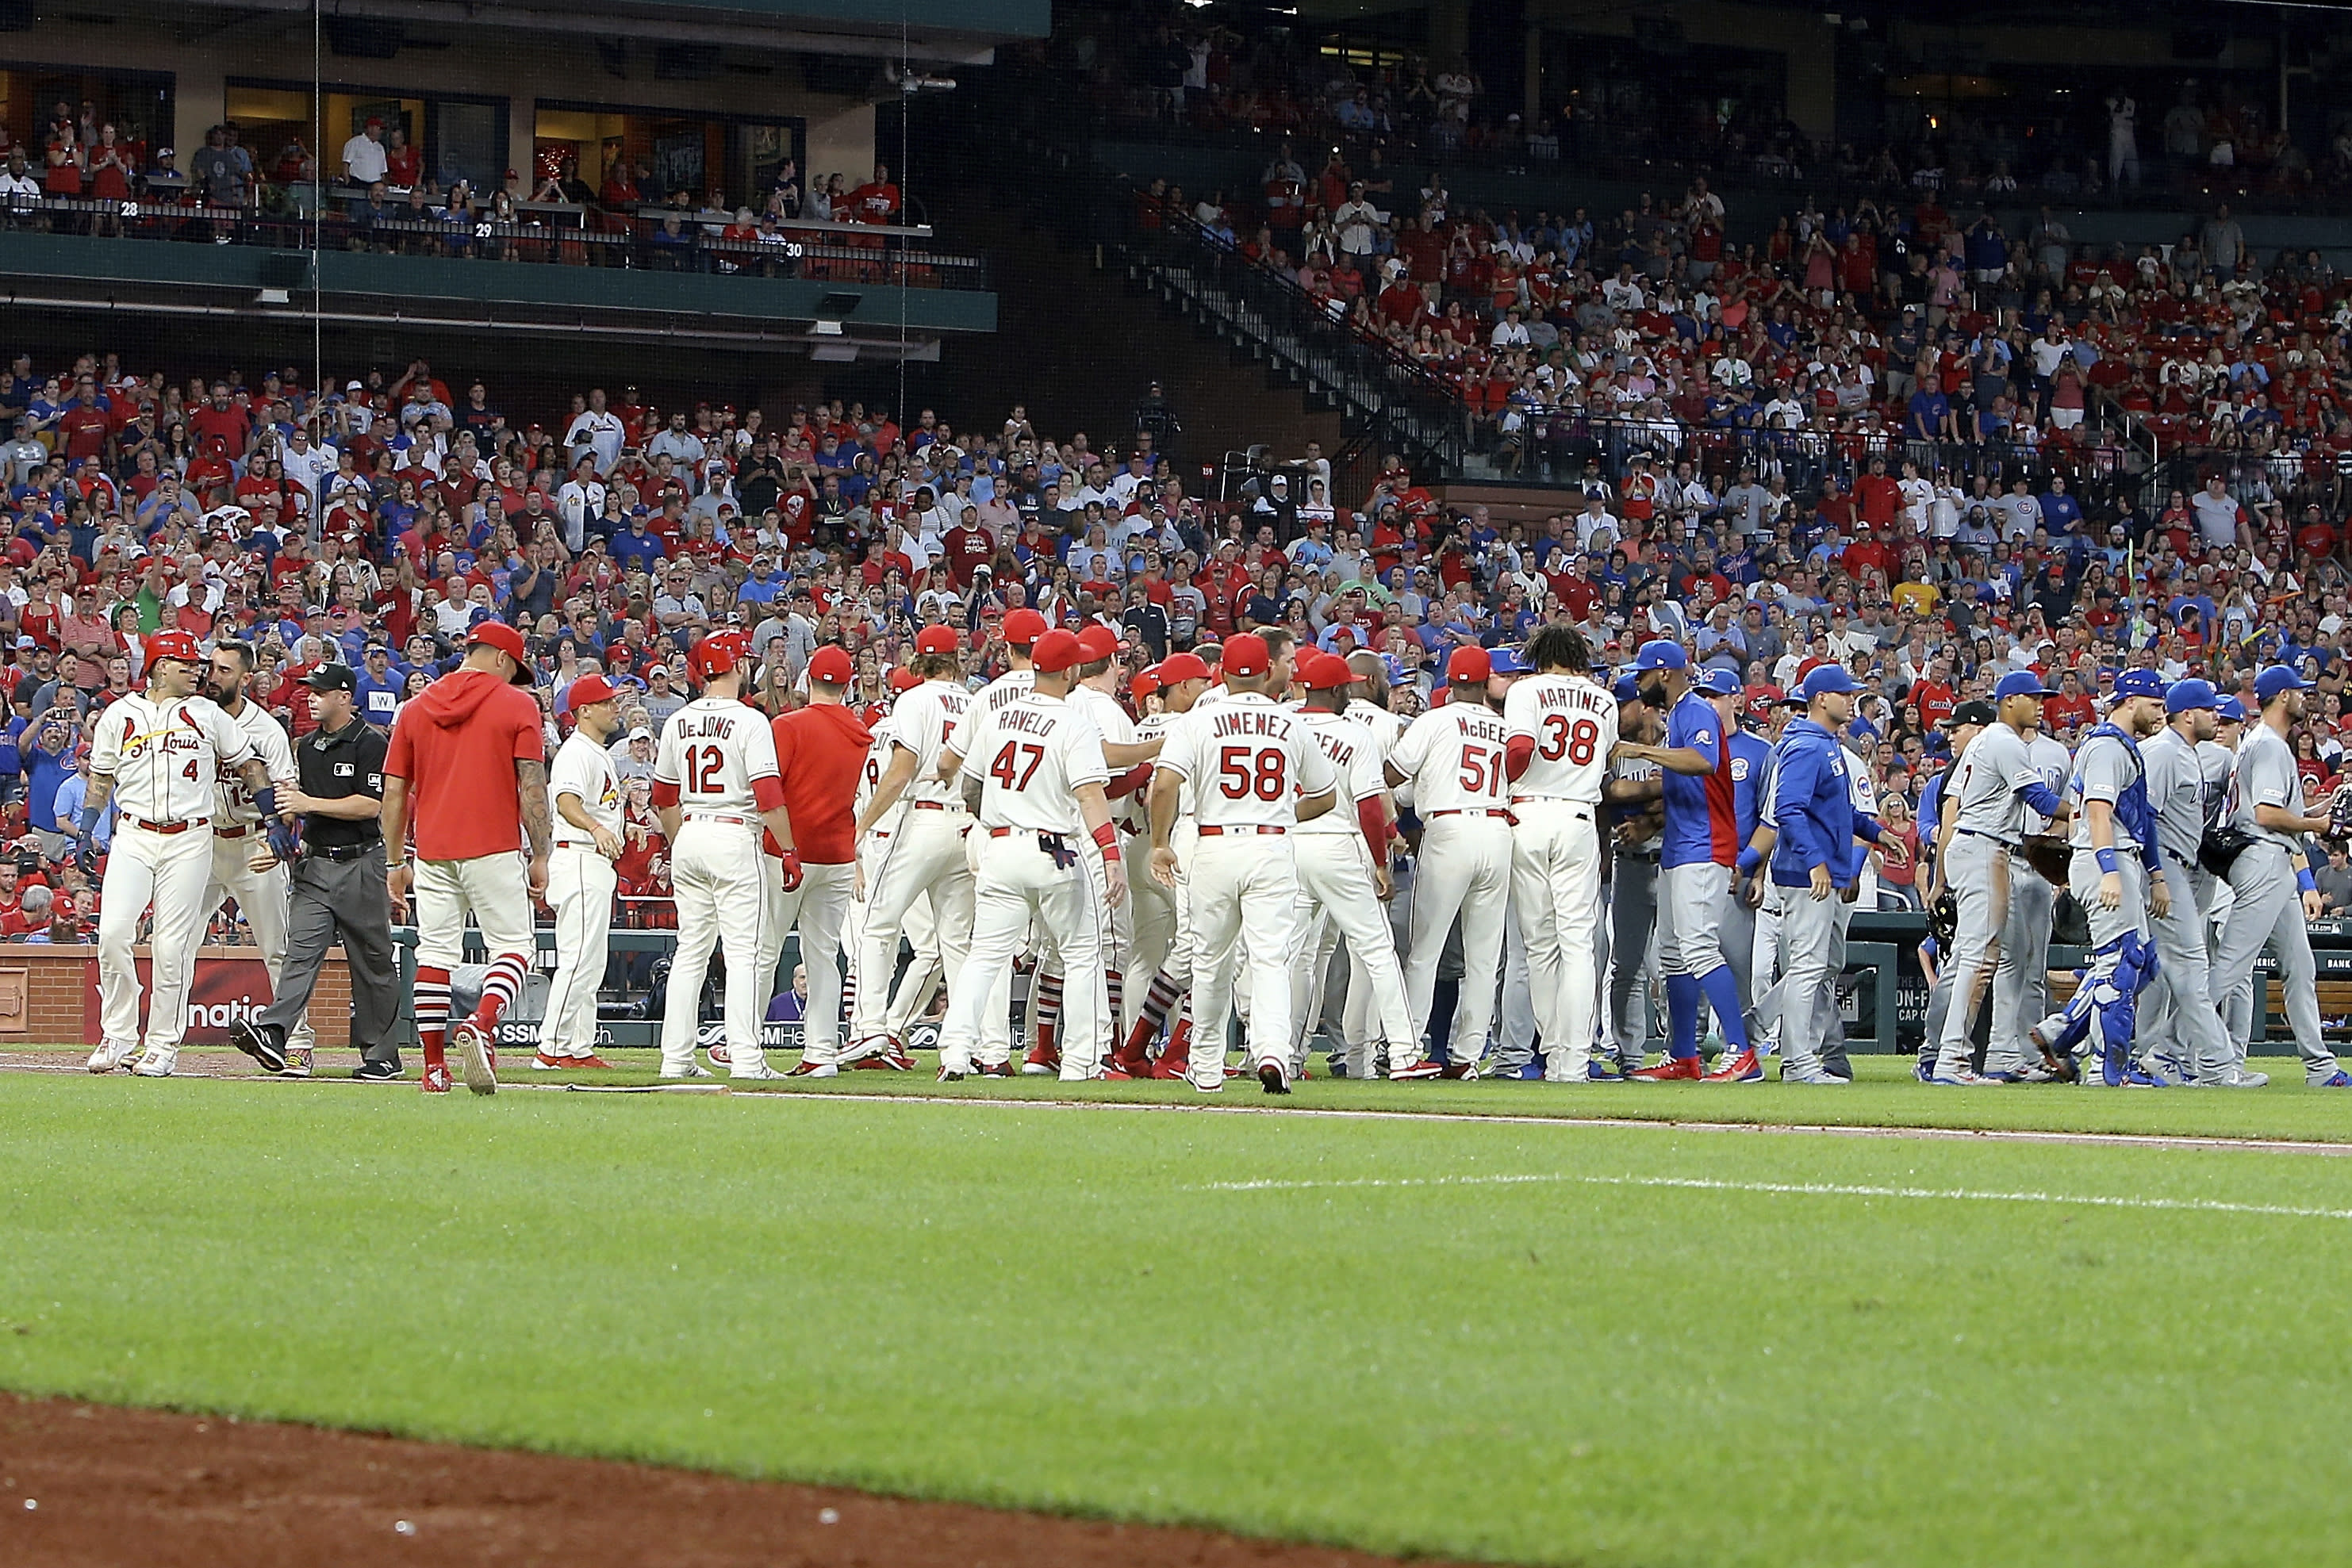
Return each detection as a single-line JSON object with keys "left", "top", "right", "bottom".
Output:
{"left": 2328, "top": 783, "right": 2352, "bottom": 843}
{"left": 2020, "top": 834, "right": 2074, "bottom": 888}
{"left": 1926, "top": 888, "right": 1957, "bottom": 949}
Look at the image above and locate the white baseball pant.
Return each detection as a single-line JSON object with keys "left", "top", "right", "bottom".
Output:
{"left": 205, "top": 831, "right": 312, "bottom": 1051}
{"left": 412, "top": 851, "right": 534, "bottom": 970}
{"left": 1510, "top": 799, "right": 1603, "bottom": 1080}
{"left": 1290, "top": 834, "right": 1414, "bottom": 1078}
{"left": 97, "top": 821, "right": 218, "bottom": 1072}
{"left": 762, "top": 856, "right": 854, "bottom": 1064}
{"left": 1401, "top": 812, "right": 1512, "bottom": 1068}
{"left": 937, "top": 829, "right": 1107, "bottom": 1079}
{"left": 660, "top": 819, "right": 772, "bottom": 1076}
{"left": 1122, "top": 831, "right": 1177, "bottom": 1040}
{"left": 855, "top": 805, "right": 975, "bottom": 1052}
{"left": 544, "top": 844, "right": 617, "bottom": 1058}
{"left": 1184, "top": 831, "right": 1303, "bottom": 1085}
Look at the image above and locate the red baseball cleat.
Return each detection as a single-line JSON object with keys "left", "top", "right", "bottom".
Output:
{"left": 566, "top": 1054, "right": 614, "bottom": 1071}
{"left": 420, "top": 1062, "right": 453, "bottom": 1095}
{"left": 1629, "top": 1056, "right": 1705, "bottom": 1081}
{"left": 1389, "top": 1058, "right": 1447, "bottom": 1080}
{"left": 1022, "top": 1042, "right": 1061, "bottom": 1076}
{"left": 1149, "top": 1052, "right": 1191, "bottom": 1080}
{"left": 1700, "top": 1049, "right": 1763, "bottom": 1083}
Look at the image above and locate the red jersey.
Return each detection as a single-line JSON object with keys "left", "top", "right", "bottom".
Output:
{"left": 384, "top": 668, "right": 547, "bottom": 861}
{"left": 767, "top": 701, "right": 873, "bottom": 865}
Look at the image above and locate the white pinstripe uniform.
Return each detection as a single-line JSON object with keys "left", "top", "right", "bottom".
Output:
{"left": 202, "top": 696, "right": 305, "bottom": 1050}
{"left": 851, "top": 676, "right": 974, "bottom": 1056}
{"left": 544, "top": 727, "right": 623, "bottom": 1060}
{"left": 654, "top": 696, "right": 781, "bottom": 1077}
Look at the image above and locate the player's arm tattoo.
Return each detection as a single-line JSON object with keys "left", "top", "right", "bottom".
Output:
{"left": 516, "top": 758, "right": 553, "bottom": 859}
{"left": 235, "top": 757, "right": 272, "bottom": 800}
{"left": 83, "top": 772, "right": 114, "bottom": 818}
{"left": 960, "top": 770, "right": 983, "bottom": 815}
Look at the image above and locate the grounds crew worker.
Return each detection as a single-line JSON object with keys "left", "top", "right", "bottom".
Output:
{"left": 229, "top": 663, "right": 400, "bottom": 1081}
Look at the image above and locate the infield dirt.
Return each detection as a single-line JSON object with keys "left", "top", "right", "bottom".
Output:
{"left": 0, "top": 1394, "right": 1480, "bottom": 1568}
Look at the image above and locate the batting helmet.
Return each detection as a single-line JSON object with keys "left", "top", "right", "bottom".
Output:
{"left": 146, "top": 630, "right": 204, "bottom": 668}
{"left": 688, "top": 631, "right": 750, "bottom": 684}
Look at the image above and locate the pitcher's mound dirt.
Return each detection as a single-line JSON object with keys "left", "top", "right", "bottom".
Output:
{"left": 0, "top": 1394, "right": 1476, "bottom": 1568}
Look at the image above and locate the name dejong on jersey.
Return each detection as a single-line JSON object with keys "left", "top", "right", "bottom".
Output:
{"left": 965, "top": 694, "right": 1107, "bottom": 834}
{"left": 1502, "top": 674, "right": 1614, "bottom": 801}
{"left": 1158, "top": 694, "right": 1337, "bottom": 830}
{"left": 1390, "top": 700, "right": 1512, "bottom": 814}
{"left": 656, "top": 696, "right": 780, "bottom": 814}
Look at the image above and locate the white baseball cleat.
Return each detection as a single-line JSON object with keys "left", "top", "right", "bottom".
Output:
{"left": 86, "top": 1040, "right": 138, "bottom": 1074}
{"left": 131, "top": 1050, "right": 177, "bottom": 1078}
{"left": 658, "top": 1063, "right": 715, "bottom": 1079}
{"left": 452, "top": 1021, "right": 497, "bottom": 1096}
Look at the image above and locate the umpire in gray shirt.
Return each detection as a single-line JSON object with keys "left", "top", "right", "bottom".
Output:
{"left": 229, "top": 664, "right": 401, "bottom": 1080}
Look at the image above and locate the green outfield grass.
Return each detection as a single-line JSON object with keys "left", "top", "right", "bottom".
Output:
{"left": 5, "top": 1069, "right": 2352, "bottom": 1566}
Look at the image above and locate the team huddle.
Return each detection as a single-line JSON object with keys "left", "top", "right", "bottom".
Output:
{"left": 74, "top": 608, "right": 2352, "bottom": 1093}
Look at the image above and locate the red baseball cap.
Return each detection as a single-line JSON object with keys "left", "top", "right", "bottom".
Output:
{"left": 566, "top": 673, "right": 620, "bottom": 709}
{"left": 686, "top": 630, "right": 749, "bottom": 684}
{"left": 915, "top": 625, "right": 961, "bottom": 656}
{"left": 467, "top": 621, "right": 534, "bottom": 684}
{"left": 1030, "top": 630, "right": 1082, "bottom": 673}
{"left": 1131, "top": 666, "right": 1161, "bottom": 700}
{"left": 888, "top": 666, "right": 921, "bottom": 692}
{"left": 1222, "top": 633, "right": 1272, "bottom": 679}
{"left": 145, "top": 629, "right": 203, "bottom": 667}
{"left": 808, "top": 646, "right": 854, "bottom": 684}
{"left": 1156, "top": 652, "right": 1211, "bottom": 684}
{"left": 1446, "top": 646, "right": 1492, "bottom": 684}
{"left": 1002, "top": 608, "right": 1048, "bottom": 646}
{"left": 1075, "top": 624, "right": 1119, "bottom": 663}
{"left": 1299, "top": 652, "right": 1354, "bottom": 691}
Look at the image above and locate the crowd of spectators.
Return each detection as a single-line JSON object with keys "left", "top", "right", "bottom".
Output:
{"left": 0, "top": 98, "right": 930, "bottom": 280}
{"left": 10, "top": 295, "right": 2352, "bottom": 939}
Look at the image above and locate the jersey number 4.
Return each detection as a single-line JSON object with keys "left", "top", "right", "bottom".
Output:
{"left": 1218, "top": 744, "right": 1287, "bottom": 800}
{"left": 1537, "top": 715, "right": 1601, "bottom": 765}
{"left": 990, "top": 741, "right": 1046, "bottom": 791}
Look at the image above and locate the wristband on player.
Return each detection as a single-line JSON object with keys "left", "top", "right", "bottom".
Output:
{"left": 252, "top": 785, "right": 279, "bottom": 821}
{"left": 2095, "top": 848, "right": 2120, "bottom": 874}
{"left": 1092, "top": 819, "right": 1118, "bottom": 865}
{"left": 1736, "top": 846, "right": 1762, "bottom": 876}
{"left": 2300, "top": 868, "right": 2319, "bottom": 895}
{"left": 75, "top": 804, "right": 99, "bottom": 837}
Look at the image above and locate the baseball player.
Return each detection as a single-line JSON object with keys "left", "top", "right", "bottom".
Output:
{"left": 1617, "top": 639, "right": 1756, "bottom": 1080}
{"left": 2027, "top": 669, "right": 2172, "bottom": 1088}
{"left": 855, "top": 625, "right": 980, "bottom": 1064}
{"left": 1287, "top": 650, "right": 1411, "bottom": 1082}
{"left": 651, "top": 631, "right": 797, "bottom": 1079}
{"left": 2208, "top": 666, "right": 2351, "bottom": 1087}
{"left": 2207, "top": 698, "right": 2257, "bottom": 1061}
{"left": 1602, "top": 674, "right": 1663, "bottom": 1078}
{"left": 1060, "top": 624, "right": 1162, "bottom": 1072}
{"left": 1501, "top": 625, "right": 1614, "bottom": 1082}
{"left": 1705, "top": 666, "right": 1771, "bottom": 1068}
{"left": 2136, "top": 678, "right": 2238, "bottom": 1087}
{"left": 542, "top": 673, "right": 627, "bottom": 1070}
{"left": 938, "top": 630, "right": 1126, "bottom": 1080}
{"left": 766, "top": 644, "right": 870, "bottom": 1075}
{"left": 1752, "top": 665, "right": 1880, "bottom": 1083}
{"left": 381, "top": 620, "right": 552, "bottom": 1095}
{"left": 1986, "top": 706, "right": 2074, "bottom": 1077}
{"left": 83, "top": 631, "right": 274, "bottom": 1078}
{"left": 1924, "top": 672, "right": 2069, "bottom": 1086}
{"left": 1337, "top": 650, "right": 1407, "bottom": 1073}
{"left": 1150, "top": 631, "right": 1335, "bottom": 1093}
{"left": 200, "top": 642, "right": 306, "bottom": 1067}
{"left": 1385, "top": 646, "right": 1513, "bottom": 1079}
{"left": 1113, "top": 652, "right": 1214, "bottom": 1078}
{"left": 840, "top": 670, "right": 944, "bottom": 1054}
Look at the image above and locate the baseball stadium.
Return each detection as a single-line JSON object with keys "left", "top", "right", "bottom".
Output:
{"left": 9, "top": 2, "right": 2352, "bottom": 1565}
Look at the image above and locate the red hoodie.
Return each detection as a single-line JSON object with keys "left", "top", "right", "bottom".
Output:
{"left": 385, "top": 665, "right": 546, "bottom": 861}
{"left": 766, "top": 700, "right": 873, "bottom": 864}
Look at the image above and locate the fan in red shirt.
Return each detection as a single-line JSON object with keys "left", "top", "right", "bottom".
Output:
{"left": 764, "top": 642, "right": 877, "bottom": 1071}
{"left": 382, "top": 619, "right": 551, "bottom": 1096}
{"left": 187, "top": 388, "right": 251, "bottom": 458}
{"left": 940, "top": 516, "right": 995, "bottom": 587}
{"left": 1909, "top": 666, "right": 1958, "bottom": 730}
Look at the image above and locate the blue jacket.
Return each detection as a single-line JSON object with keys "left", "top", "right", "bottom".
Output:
{"left": 1767, "top": 718, "right": 1882, "bottom": 889}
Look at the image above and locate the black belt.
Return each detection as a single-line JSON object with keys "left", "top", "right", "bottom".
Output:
{"left": 1955, "top": 827, "right": 2018, "bottom": 847}
{"left": 303, "top": 842, "right": 381, "bottom": 863}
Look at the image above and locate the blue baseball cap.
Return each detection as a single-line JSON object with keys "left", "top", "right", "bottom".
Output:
{"left": 1994, "top": 670, "right": 2058, "bottom": 700}
{"left": 1489, "top": 647, "right": 1532, "bottom": 676}
{"left": 1695, "top": 667, "right": 1741, "bottom": 696}
{"left": 2165, "top": 677, "right": 2219, "bottom": 715}
{"left": 1633, "top": 638, "right": 1688, "bottom": 671}
{"left": 2218, "top": 696, "right": 2247, "bottom": 722}
{"left": 2112, "top": 669, "right": 2167, "bottom": 702}
{"left": 1613, "top": 673, "right": 1644, "bottom": 703}
{"left": 1800, "top": 664, "right": 1856, "bottom": 700}
{"left": 2255, "top": 665, "right": 2308, "bottom": 704}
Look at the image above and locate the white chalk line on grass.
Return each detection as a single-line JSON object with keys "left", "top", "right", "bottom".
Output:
{"left": 1188, "top": 1169, "right": 2352, "bottom": 1221}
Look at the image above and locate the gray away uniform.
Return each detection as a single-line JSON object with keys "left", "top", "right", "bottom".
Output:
{"left": 2213, "top": 724, "right": 2338, "bottom": 1082}
{"left": 1932, "top": 722, "right": 2046, "bottom": 1078}
{"left": 2136, "top": 726, "right": 2235, "bottom": 1083}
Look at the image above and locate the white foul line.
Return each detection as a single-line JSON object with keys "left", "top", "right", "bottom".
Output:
{"left": 1189, "top": 1170, "right": 2352, "bottom": 1221}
